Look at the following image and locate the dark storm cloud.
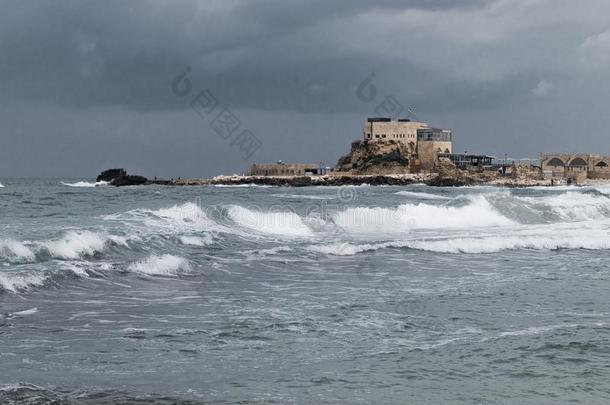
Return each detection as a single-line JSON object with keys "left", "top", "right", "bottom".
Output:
{"left": 0, "top": 0, "right": 490, "bottom": 112}
{"left": 3, "top": 0, "right": 610, "bottom": 178}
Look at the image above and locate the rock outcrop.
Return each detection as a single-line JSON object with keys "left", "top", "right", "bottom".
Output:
{"left": 96, "top": 168, "right": 148, "bottom": 186}
{"left": 200, "top": 173, "right": 435, "bottom": 187}
{"left": 427, "top": 158, "right": 490, "bottom": 186}
{"left": 96, "top": 169, "right": 127, "bottom": 183}
{"left": 336, "top": 140, "right": 414, "bottom": 175}
{"left": 427, "top": 159, "right": 546, "bottom": 187}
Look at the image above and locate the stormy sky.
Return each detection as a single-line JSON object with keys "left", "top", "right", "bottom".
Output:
{"left": 2, "top": 0, "right": 610, "bottom": 178}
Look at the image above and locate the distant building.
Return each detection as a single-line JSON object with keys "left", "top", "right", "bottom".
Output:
{"left": 363, "top": 117, "right": 427, "bottom": 148}
{"left": 250, "top": 162, "right": 325, "bottom": 176}
{"left": 540, "top": 154, "right": 610, "bottom": 182}
{"left": 362, "top": 117, "right": 453, "bottom": 171}
{"left": 438, "top": 153, "right": 494, "bottom": 169}
{"left": 417, "top": 128, "right": 453, "bottom": 171}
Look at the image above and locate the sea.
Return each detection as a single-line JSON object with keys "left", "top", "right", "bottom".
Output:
{"left": 1, "top": 178, "right": 610, "bottom": 404}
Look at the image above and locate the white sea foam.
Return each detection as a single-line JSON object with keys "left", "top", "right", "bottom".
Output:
{"left": 39, "top": 230, "right": 122, "bottom": 259}
{"left": 307, "top": 242, "right": 392, "bottom": 256}
{"left": 1, "top": 231, "right": 128, "bottom": 263}
{"left": 592, "top": 184, "right": 610, "bottom": 194}
{"left": 247, "top": 246, "right": 294, "bottom": 256}
{"left": 498, "top": 324, "right": 580, "bottom": 337}
{"left": 407, "top": 231, "right": 610, "bottom": 253}
{"left": 395, "top": 191, "right": 451, "bottom": 200}
{"left": 526, "top": 185, "right": 589, "bottom": 191}
{"left": 228, "top": 205, "right": 314, "bottom": 237}
{"left": 179, "top": 235, "right": 213, "bottom": 246}
{"left": 0, "top": 239, "right": 36, "bottom": 262}
{"left": 0, "top": 182, "right": 4, "bottom": 188}
{"left": 0, "top": 273, "right": 46, "bottom": 292}
{"left": 308, "top": 220, "right": 610, "bottom": 255}
{"left": 128, "top": 254, "right": 191, "bottom": 276}
{"left": 517, "top": 192, "right": 610, "bottom": 221}
{"left": 333, "top": 195, "right": 514, "bottom": 234}
{"left": 272, "top": 193, "right": 331, "bottom": 200}
{"left": 61, "top": 180, "right": 109, "bottom": 187}
{"left": 213, "top": 184, "right": 272, "bottom": 188}
{"left": 10, "top": 307, "right": 38, "bottom": 316}
{"left": 107, "top": 203, "right": 222, "bottom": 234}
{"left": 152, "top": 203, "right": 208, "bottom": 224}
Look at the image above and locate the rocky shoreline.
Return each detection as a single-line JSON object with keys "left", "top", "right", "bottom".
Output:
{"left": 200, "top": 174, "right": 556, "bottom": 188}
{"left": 95, "top": 168, "right": 559, "bottom": 188}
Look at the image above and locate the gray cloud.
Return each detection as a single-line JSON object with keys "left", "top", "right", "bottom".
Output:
{"left": 2, "top": 0, "right": 610, "bottom": 177}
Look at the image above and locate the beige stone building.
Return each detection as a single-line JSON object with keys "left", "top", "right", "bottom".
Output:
{"left": 363, "top": 118, "right": 427, "bottom": 149}
{"left": 362, "top": 118, "right": 453, "bottom": 171}
{"left": 416, "top": 128, "right": 453, "bottom": 171}
{"left": 250, "top": 162, "right": 323, "bottom": 176}
{"left": 540, "top": 154, "right": 610, "bottom": 182}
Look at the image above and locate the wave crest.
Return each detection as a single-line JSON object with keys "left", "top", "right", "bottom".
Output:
{"left": 333, "top": 195, "right": 514, "bottom": 234}
{"left": 228, "top": 205, "right": 314, "bottom": 237}
{"left": 61, "top": 181, "right": 109, "bottom": 187}
{"left": 128, "top": 254, "right": 191, "bottom": 276}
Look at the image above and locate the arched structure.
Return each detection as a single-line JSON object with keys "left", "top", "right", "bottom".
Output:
{"left": 547, "top": 157, "right": 565, "bottom": 167}
{"left": 568, "top": 157, "right": 587, "bottom": 167}
{"left": 540, "top": 153, "right": 610, "bottom": 181}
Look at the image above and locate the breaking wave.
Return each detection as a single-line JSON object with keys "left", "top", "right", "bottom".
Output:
{"left": 0, "top": 239, "right": 36, "bottom": 262}
{"left": 407, "top": 230, "right": 610, "bottom": 254}
{"left": 228, "top": 205, "right": 314, "bottom": 237}
{"left": 306, "top": 234, "right": 610, "bottom": 256}
{"left": 0, "top": 182, "right": 4, "bottom": 188}
{"left": 0, "top": 273, "right": 46, "bottom": 293}
{"left": 61, "top": 180, "right": 109, "bottom": 187}
{"left": 0, "top": 231, "right": 129, "bottom": 264}
{"left": 333, "top": 195, "right": 514, "bottom": 234}
{"left": 128, "top": 254, "right": 191, "bottom": 276}
{"left": 516, "top": 191, "right": 610, "bottom": 221}
{"left": 178, "top": 235, "right": 213, "bottom": 246}
{"left": 105, "top": 203, "right": 225, "bottom": 238}
{"left": 39, "top": 230, "right": 128, "bottom": 259}
{"left": 395, "top": 190, "right": 451, "bottom": 200}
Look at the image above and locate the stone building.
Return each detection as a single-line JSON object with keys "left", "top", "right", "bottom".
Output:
{"left": 540, "top": 154, "right": 610, "bottom": 182}
{"left": 416, "top": 128, "right": 453, "bottom": 171}
{"left": 250, "top": 162, "right": 323, "bottom": 176}
{"left": 363, "top": 117, "right": 427, "bottom": 150}
{"left": 362, "top": 118, "right": 453, "bottom": 172}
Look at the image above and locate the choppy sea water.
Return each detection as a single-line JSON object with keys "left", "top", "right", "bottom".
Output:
{"left": 1, "top": 179, "right": 610, "bottom": 404}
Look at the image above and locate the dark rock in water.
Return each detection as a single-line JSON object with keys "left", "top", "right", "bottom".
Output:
{"left": 96, "top": 169, "right": 148, "bottom": 186}
{"left": 111, "top": 175, "right": 148, "bottom": 187}
{"left": 426, "top": 176, "right": 472, "bottom": 187}
{"left": 96, "top": 169, "right": 127, "bottom": 182}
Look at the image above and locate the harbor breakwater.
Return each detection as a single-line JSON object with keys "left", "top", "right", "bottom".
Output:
{"left": 94, "top": 168, "right": 555, "bottom": 188}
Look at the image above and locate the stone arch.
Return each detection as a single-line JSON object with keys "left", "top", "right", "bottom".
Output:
{"left": 546, "top": 157, "right": 565, "bottom": 167}
{"left": 444, "top": 148, "right": 450, "bottom": 153}
{"left": 568, "top": 157, "right": 587, "bottom": 167}
{"left": 596, "top": 161, "right": 608, "bottom": 167}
